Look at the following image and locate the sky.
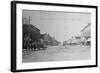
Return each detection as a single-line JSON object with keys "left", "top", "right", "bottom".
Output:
{"left": 23, "top": 10, "right": 91, "bottom": 42}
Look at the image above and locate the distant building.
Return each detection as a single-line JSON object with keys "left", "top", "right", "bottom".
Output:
{"left": 71, "top": 36, "right": 81, "bottom": 45}
{"left": 63, "top": 36, "right": 81, "bottom": 46}
{"left": 63, "top": 39, "right": 72, "bottom": 46}
{"left": 40, "top": 33, "right": 60, "bottom": 46}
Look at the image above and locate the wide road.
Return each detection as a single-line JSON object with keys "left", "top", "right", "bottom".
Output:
{"left": 22, "top": 45, "right": 91, "bottom": 63}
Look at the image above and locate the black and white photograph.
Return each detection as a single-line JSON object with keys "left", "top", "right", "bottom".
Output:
{"left": 11, "top": 1, "right": 97, "bottom": 72}
{"left": 22, "top": 10, "right": 91, "bottom": 63}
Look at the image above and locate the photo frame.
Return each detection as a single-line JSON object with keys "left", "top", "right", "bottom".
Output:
{"left": 11, "top": 1, "right": 98, "bottom": 72}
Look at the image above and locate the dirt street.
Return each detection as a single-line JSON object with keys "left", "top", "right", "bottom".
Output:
{"left": 22, "top": 45, "right": 91, "bottom": 63}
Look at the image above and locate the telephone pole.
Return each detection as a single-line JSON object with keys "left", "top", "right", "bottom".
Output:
{"left": 29, "top": 16, "right": 31, "bottom": 24}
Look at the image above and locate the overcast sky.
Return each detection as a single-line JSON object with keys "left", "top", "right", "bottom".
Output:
{"left": 23, "top": 10, "right": 91, "bottom": 42}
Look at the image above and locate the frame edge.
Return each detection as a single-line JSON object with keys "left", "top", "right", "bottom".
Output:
{"left": 11, "top": 1, "right": 17, "bottom": 72}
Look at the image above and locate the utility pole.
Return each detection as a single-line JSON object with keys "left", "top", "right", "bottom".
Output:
{"left": 29, "top": 16, "right": 31, "bottom": 24}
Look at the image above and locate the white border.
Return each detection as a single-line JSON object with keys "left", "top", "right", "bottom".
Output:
{"left": 16, "top": 4, "right": 96, "bottom": 70}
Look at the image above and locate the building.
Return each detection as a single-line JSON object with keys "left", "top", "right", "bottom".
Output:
{"left": 71, "top": 36, "right": 81, "bottom": 45}
{"left": 63, "top": 39, "right": 72, "bottom": 46}
{"left": 81, "top": 23, "right": 91, "bottom": 38}
{"left": 40, "top": 33, "right": 60, "bottom": 46}
{"left": 80, "top": 23, "right": 91, "bottom": 45}
{"left": 23, "top": 16, "right": 40, "bottom": 41}
{"left": 63, "top": 36, "right": 82, "bottom": 46}
{"left": 23, "top": 24, "right": 41, "bottom": 49}
{"left": 23, "top": 24, "right": 40, "bottom": 40}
